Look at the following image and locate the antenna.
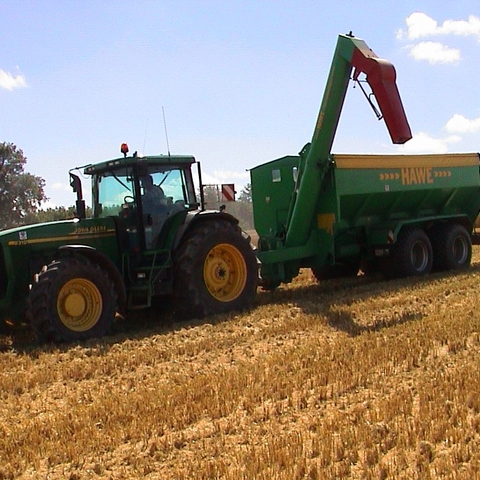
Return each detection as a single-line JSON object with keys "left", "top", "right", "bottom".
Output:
{"left": 143, "top": 117, "right": 149, "bottom": 154}
{"left": 162, "top": 106, "right": 171, "bottom": 156}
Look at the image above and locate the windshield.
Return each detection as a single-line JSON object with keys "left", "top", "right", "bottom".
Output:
{"left": 94, "top": 166, "right": 197, "bottom": 218}
{"left": 95, "top": 169, "right": 134, "bottom": 218}
{"left": 150, "top": 170, "right": 187, "bottom": 203}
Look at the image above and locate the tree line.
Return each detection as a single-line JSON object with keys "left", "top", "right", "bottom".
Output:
{"left": 201, "top": 184, "right": 253, "bottom": 231}
{"left": 0, "top": 142, "right": 47, "bottom": 230}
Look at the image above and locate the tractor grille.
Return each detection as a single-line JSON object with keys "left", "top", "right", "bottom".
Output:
{"left": 0, "top": 245, "right": 6, "bottom": 298}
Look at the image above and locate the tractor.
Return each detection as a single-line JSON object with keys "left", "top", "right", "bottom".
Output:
{"left": 0, "top": 144, "right": 258, "bottom": 342}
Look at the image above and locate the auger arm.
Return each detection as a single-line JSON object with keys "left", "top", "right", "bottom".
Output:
{"left": 284, "top": 33, "right": 412, "bottom": 248}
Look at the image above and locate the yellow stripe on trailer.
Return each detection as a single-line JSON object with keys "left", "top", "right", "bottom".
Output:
{"left": 333, "top": 153, "right": 480, "bottom": 169}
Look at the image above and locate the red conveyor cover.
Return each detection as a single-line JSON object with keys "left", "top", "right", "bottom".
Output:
{"left": 351, "top": 47, "right": 412, "bottom": 144}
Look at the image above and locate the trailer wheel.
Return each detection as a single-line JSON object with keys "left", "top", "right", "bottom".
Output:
{"left": 431, "top": 223, "right": 472, "bottom": 271}
{"left": 393, "top": 227, "right": 433, "bottom": 277}
{"left": 28, "top": 257, "right": 117, "bottom": 342}
{"left": 173, "top": 220, "right": 257, "bottom": 319}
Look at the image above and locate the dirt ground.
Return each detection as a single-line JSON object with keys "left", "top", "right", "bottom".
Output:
{"left": 1, "top": 248, "right": 480, "bottom": 479}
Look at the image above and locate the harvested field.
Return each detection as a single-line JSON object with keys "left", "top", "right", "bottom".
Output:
{"left": 1, "top": 248, "right": 480, "bottom": 479}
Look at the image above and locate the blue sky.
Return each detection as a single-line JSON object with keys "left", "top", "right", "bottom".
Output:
{"left": 2, "top": 1, "right": 480, "bottom": 207}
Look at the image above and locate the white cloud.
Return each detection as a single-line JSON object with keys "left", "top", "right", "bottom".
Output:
{"left": 445, "top": 113, "right": 480, "bottom": 133}
{"left": 397, "top": 132, "right": 461, "bottom": 154}
{"left": 442, "top": 15, "right": 480, "bottom": 38}
{"left": 398, "top": 13, "right": 480, "bottom": 64}
{"left": 408, "top": 41, "right": 460, "bottom": 64}
{"left": 0, "top": 68, "right": 27, "bottom": 90}
{"left": 400, "top": 12, "right": 438, "bottom": 40}
{"left": 399, "top": 12, "right": 480, "bottom": 40}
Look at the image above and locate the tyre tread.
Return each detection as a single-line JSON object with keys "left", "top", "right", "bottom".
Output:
{"left": 27, "top": 257, "right": 117, "bottom": 343}
{"left": 173, "top": 220, "right": 257, "bottom": 319}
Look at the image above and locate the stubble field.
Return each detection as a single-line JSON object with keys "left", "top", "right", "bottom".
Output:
{"left": 1, "top": 248, "right": 480, "bottom": 479}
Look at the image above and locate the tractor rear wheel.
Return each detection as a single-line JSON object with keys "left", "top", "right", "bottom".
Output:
{"left": 431, "top": 223, "right": 472, "bottom": 271}
{"left": 173, "top": 220, "right": 258, "bottom": 319}
{"left": 393, "top": 227, "right": 433, "bottom": 277}
{"left": 28, "top": 257, "right": 117, "bottom": 342}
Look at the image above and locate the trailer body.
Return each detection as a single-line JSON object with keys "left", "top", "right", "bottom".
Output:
{"left": 251, "top": 33, "right": 478, "bottom": 286}
{"left": 251, "top": 152, "right": 480, "bottom": 285}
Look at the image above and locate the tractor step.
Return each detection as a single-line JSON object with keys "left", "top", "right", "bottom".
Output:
{"left": 127, "top": 285, "right": 152, "bottom": 309}
{"left": 123, "top": 250, "right": 171, "bottom": 310}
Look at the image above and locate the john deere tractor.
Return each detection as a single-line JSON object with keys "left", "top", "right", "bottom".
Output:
{"left": 0, "top": 145, "right": 257, "bottom": 342}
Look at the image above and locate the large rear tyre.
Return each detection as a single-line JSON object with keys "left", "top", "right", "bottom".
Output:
{"left": 173, "top": 220, "right": 258, "bottom": 319}
{"left": 393, "top": 227, "right": 433, "bottom": 277}
{"left": 431, "top": 223, "right": 472, "bottom": 271}
{"left": 28, "top": 257, "right": 117, "bottom": 343}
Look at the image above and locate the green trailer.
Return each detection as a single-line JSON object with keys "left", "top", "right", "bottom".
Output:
{"left": 251, "top": 33, "right": 480, "bottom": 288}
{"left": 251, "top": 152, "right": 480, "bottom": 287}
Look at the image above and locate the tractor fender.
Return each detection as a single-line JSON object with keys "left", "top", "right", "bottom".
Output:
{"left": 56, "top": 245, "right": 127, "bottom": 313}
{"left": 172, "top": 210, "right": 240, "bottom": 250}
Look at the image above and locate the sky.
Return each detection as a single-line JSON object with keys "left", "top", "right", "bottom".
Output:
{"left": 2, "top": 0, "right": 480, "bottom": 208}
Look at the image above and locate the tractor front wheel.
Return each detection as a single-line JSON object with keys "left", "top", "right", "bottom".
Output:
{"left": 28, "top": 257, "right": 117, "bottom": 342}
{"left": 173, "top": 220, "right": 258, "bottom": 319}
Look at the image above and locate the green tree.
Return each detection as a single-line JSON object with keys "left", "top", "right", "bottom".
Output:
{"left": 0, "top": 142, "right": 47, "bottom": 230}
{"left": 197, "top": 183, "right": 254, "bottom": 231}
{"left": 201, "top": 185, "right": 222, "bottom": 206}
{"left": 225, "top": 183, "right": 253, "bottom": 230}
{"left": 238, "top": 183, "right": 252, "bottom": 203}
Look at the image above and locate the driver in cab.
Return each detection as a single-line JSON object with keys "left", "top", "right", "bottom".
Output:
{"left": 140, "top": 175, "right": 165, "bottom": 215}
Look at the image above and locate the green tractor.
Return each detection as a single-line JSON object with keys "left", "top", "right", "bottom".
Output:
{"left": 0, "top": 145, "right": 258, "bottom": 342}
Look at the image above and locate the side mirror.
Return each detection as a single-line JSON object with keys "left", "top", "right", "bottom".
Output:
{"left": 69, "top": 173, "right": 86, "bottom": 219}
{"left": 69, "top": 172, "right": 82, "bottom": 195}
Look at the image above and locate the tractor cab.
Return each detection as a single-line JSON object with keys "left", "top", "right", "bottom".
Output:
{"left": 81, "top": 150, "right": 199, "bottom": 252}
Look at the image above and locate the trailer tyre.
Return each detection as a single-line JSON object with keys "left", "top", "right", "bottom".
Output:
{"left": 28, "top": 257, "right": 117, "bottom": 343}
{"left": 431, "top": 223, "right": 472, "bottom": 271}
{"left": 393, "top": 227, "right": 433, "bottom": 277}
{"left": 173, "top": 220, "right": 258, "bottom": 319}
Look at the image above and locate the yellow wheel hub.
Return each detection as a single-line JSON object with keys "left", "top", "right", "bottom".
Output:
{"left": 204, "top": 243, "right": 247, "bottom": 302}
{"left": 57, "top": 278, "right": 103, "bottom": 332}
